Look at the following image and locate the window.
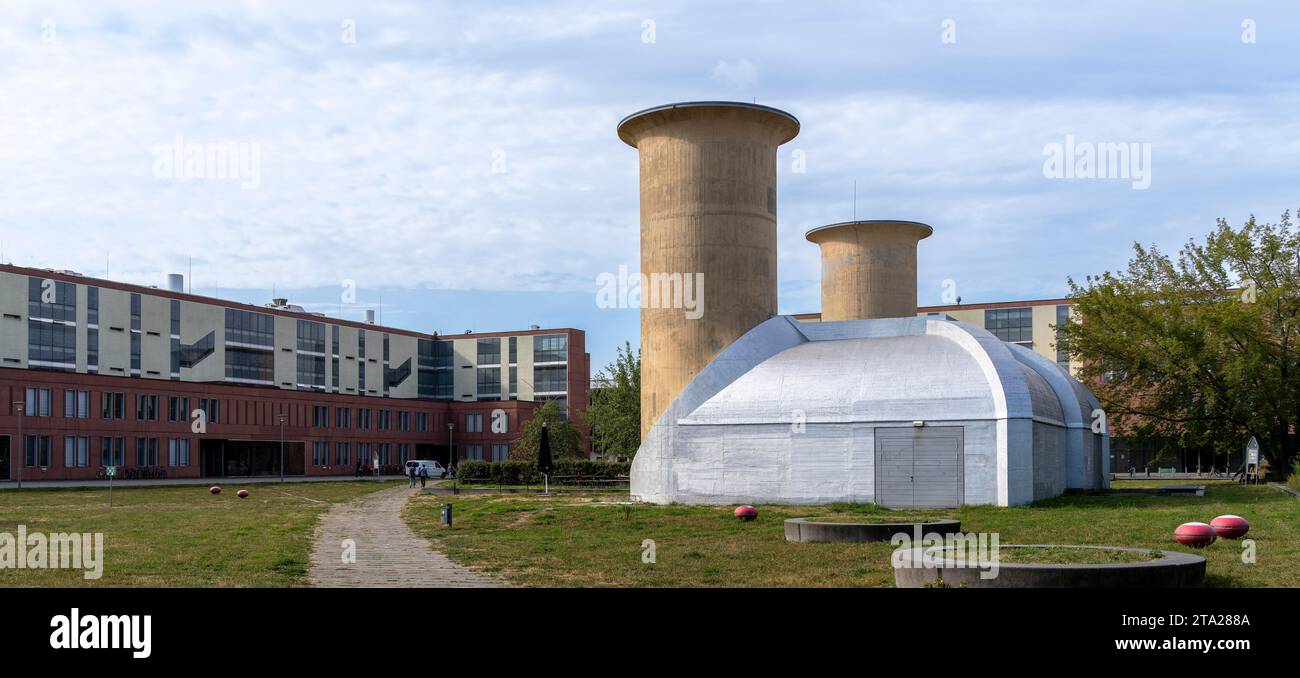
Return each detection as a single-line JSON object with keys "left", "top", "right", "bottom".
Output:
{"left": 25, "top": 435, "right": 52, "bottom": 467}
{"left": 985, "top": 307, "right": 1034, "bottom": 344}
{"left": 465, "top": 413, "right": 483, "bottom": 433}
{"left": 101, "top": 438, "right": 125, "bottom": 467}
{"left": 102, "top": 392, "right": 125, "bottom": 420}
{"left": 24, "top": 387, "right": 51, "bottom": 417}
{"left": 509, "top": 365, "right": 517, "bottom": 398}
{"left": 397, "top": 411, "right": 410, "bottom": 431}
{"left": 534, "top": 334, "right": 567, "bottom": 363}
{"left": 335, "top": 407, "right": 351, "bottom": 429}
{"left": 491, "top": 443, "right": 509, "bottom": 462}
{"left": 378, "top": 443, "right": 391, "bottom": 465}
{"left": 168, "top": 396, "right": 189, "bottom": 422}
{"left": 358, "top": 331, "right": 367, "bottom": 359}
{"left": 312, "top": 405, "right": 329, "bottom": 428}
{"left": 225, "top": 346, "right": 274, "bottom": 384}
{"left": 64, "top": 436, "right": 90, "bottom": 467}
{"left": 415, "top": 412, "right": 429, "bottom": 433}
{"left": 1055, "top": 305, "right": 1071, "bottom": 367}
{"left": 508, "top": 336, "right": 517, "bottom": 364}
{"left": 136, "top": 394, "right": 160, "bottom": 421}
{"left": 297, "top": 320, "right": 326, "bottom": 353}
{"left": 335, "top": 442, "right": 350, "bottom": 465}
{"left": 135, "top": 438, "right": 159, "bottom": 466}
{"left": 225, "top": 309, "right": 274, "bottom": 383}
{"left": 477, "top": 367, "right": 501, "bottom": 399}
{"left": 168, "top": 439, "right": 190, "bottom": 466}
{"left": 418, "top": 339, "right": 454, "bottom": 369}
{"left": 225, "top": 308, "right": 274, "bottom": 347}
{"left": 27, "top": 277, "right": 77, "bottom": 370}
{"left": 200, "top": 398, "right": 221, "bottom": 424}
{"left": 130, "top": 293, "right": 142, "bottom": 373}
{"left": 534, "top": 365, "right": 567, "bottom": 394}
{"left": 312, "top": 441, "right": 328, "bottom": 466}
{"left": 170, "top": 300, "right": 181, "bottom": 378}
{"left": 378, "top": 409, "right": 391, "bottom": 430}
{"left": 418, "top": 369, "right": 453, "bottom": 399}
{"left": 477, "top": 338, "right": 501, "bottom": 366}
{"left": 398, "top": 443, "right": 411, "bottom": 463}
{"left": 358, "top": 442, "right": 372, "bottom": 465}
{"left": 63, "top": 390, "right": 89, "bottom": 418}
{"left": 465, "top": 444, "right": 483, "bottom": 461}
{"left": 357, "top": 408, "right": 371, "bottom": 430}
{"left": 297, "top": 354, "right": 326, "bottom": 390}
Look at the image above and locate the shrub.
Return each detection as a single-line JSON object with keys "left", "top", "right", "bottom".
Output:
{"left": 453, "top": 460, "right": 630, "bottom": 485}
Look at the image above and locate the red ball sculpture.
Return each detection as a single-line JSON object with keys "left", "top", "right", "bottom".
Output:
{"left": 734, "top": 505, "right": 757, "bottom": 522}
{"left": 236, "top": 489, "right": 250, "bottom": 499}
{"left": 209, "top": 485, "right": 222, "bottom": 495}
{"left": 1174, "top": 521, "right": 1216, "bottom": 548}
{"left": 1210, "top": 514, "right": 1249, "bottom": 539}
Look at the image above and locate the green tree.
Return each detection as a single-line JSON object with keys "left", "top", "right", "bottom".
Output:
{"left": 1060, "top": 211, "right": 1300, "bottom": 476}
{"left": 513, "top": 401, "right": 582, "bottom": 462}
{"left": 586, "top": 341, "right": 641, "bottom": 460}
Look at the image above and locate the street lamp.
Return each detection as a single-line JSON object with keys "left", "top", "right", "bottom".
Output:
{"left": 448, "top": 421, "right": 456, "bottom": 495}
{"left": 277, "top": 412, "right": 287, "bottom": 483}
{"left": 12, "top": 401, "right": 24, "bottom": 490}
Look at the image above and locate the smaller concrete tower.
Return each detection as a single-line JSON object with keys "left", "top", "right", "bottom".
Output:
{"left": 805, "top": 220, "right": 932, "bottom": 321}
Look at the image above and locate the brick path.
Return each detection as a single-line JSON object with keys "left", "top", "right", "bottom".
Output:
{"left": 308, "top": 485, "right": 499, "bottom": 588}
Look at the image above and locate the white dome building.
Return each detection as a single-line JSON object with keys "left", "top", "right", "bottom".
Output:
{"left": 629, "top": 314, "right": 1109, "bottom": 507}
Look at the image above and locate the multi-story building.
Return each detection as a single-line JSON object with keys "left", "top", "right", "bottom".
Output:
{"left": 0, "top": 263, "right": 589, "bottom": 482}
{"left": 795, "top": 297, "right": 1077, "bottom": 373}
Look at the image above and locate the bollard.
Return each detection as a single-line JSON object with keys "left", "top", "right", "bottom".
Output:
{"left": 440, "top": 503, "right": 453, "bottom": 527}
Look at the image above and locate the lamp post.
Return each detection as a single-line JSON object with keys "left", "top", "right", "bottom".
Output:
{"left": 277, "top": 412, "right": 287, "bottom": 483}
{"left": 13, "top": 401, "right": 24, "bottom": 490}
{"left": 448, "top": 422, "right": 456, "bottom": 495}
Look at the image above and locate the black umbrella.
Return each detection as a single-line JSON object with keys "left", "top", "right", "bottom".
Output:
{"left": 537, "top": 420, "right": 553, "bottom": 475}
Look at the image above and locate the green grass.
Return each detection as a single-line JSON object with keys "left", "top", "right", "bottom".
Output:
{"left": 404, "top": 480, "right": 1300, "bottom": 588}
{"left": 964, "top": 545, "right": 1162, "bottom": 564}
{"left": 0, "top": 480, "right": 399, "bottom": 587}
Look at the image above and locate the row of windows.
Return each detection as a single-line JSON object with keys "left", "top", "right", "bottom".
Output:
{"left": 463, "top": 443, "right": 510, "bottom": 462}
{"left": 19, "top": 435, "right": 189, "bottom": 468}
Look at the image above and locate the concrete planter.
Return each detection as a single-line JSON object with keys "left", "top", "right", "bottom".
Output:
{"left": 893, "top": 544, "right": 1206, "bottom": 588}
{"left": 785, "top": 518, "right": 962, "bottom": 543}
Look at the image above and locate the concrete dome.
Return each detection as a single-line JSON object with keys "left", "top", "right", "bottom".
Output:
{"left": 630, "top": 315, "right": 1109, "bottom": 506}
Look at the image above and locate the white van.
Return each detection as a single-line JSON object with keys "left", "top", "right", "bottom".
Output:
{"left": 404, "top": 460, "right": 448, "bottom": 479}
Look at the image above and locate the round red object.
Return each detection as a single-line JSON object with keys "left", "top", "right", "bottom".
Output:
{"left": 734, "top": 505, "right": 757, "bottom": 522}
{"left": 1174, "top": 521, "right": 1216, "bottom": 548}
{"left": 209, "top": 486, "right": 222, "bottom": 495}
{"left": 236, "top": 489, "right": 250, "bottom": 499}
{"left": 1210, "top": 514, "right": 1249, "bottom": 539}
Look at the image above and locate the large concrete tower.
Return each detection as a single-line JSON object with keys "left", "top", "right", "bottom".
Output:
{"left": 805, "top": 220, "right": 932, "bottom": 321}
{"left": 619, "top": 102, "right": 800, "bottom": 437}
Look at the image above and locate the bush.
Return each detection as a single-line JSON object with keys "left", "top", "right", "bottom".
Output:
{"left": 454, "top": 460, "right": 630, "bottom": 485}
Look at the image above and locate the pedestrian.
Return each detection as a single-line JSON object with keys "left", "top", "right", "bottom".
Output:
{"left": 408, "top": 463, "right": 417, "bottom": 488}
{"left": 355, "top": 460, "right": 362, "bottom": 478}
{"left": 418, "top": 465, "right": 428, "bottom": 488}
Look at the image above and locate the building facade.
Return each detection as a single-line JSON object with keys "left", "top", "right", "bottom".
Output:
{"left": 0, "top": 264, "right": 589, "bottom": 482}
{"left": 795, "top": 297, "right": 1078, "bottom": 374}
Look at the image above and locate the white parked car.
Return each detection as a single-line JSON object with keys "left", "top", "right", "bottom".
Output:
{"left": 404, "top": 460, "right": 448, "bottom": 479}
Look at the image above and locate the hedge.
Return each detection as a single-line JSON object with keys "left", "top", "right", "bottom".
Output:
{"left": 456, "top": 460, "right": 631, "bottom": 485}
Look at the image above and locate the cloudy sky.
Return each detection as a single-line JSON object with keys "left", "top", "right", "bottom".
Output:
{"left": 1, "top": 1, "right": 1298, "bottom": 370}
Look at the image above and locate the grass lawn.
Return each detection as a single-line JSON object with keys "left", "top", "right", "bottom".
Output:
{"left": 0, "top": 480, "right": 399, "bottom": 587}
{"left": 404, "top": 480, "right": 1300, "bottom": 588}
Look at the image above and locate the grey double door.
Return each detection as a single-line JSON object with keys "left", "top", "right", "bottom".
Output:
{"left": 874, "top": 427, "right": 963, "bottom": 508}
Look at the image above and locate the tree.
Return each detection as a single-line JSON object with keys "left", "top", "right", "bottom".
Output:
{"left": 1060, "top": 211, "right": 1300, "bottom": 477}
{"left": 585, "top": 341, "right": 641, "bottom": 460}
{"left": 512, "top": 401, "right": 582, "bottom": 462}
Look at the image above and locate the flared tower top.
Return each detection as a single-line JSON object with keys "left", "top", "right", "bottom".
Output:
{"left": 617, "top": 101, "right": 801, "bottom": 147}
{"left": 804, "top": 219, "right": 934, "bottom": 244}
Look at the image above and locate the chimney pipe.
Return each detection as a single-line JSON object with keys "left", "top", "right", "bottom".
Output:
{"left": 166, "top": 274, "right": 184, "bottom": 293}
{"left": 805, "top": 220, "right": 932, "bottom": 321}
{"left": 366, "top": 309, "right": 376, "bottom": 324}
{"left": 619, "top": 101, "right": 799, "bottom": 438}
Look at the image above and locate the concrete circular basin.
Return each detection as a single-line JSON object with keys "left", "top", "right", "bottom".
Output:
{"left": 785, "top": 517, "right": 962, "bottom": 543}
{"left": 893, "top": 544, "right": 1206, "bottom": 588}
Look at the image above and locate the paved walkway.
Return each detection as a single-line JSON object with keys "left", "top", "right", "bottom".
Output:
{"left": 308, "top": 485, "right": 499, "bottom": 588}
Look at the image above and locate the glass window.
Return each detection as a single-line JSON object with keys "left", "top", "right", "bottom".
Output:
{"left": 24, "top": 388, "right": 51, "bottom": 417}
{"left": 534, "top": 365, "right": 568, "bottom": 394}
{"left": 64, "top": 436, "right": 90, "bottom": 467}
{"left": 26, "top": 435, "right": 52, "bottom": 467}
{"left": 477, "top": 338, "right": 501, "bottom": 366}
{"left": 168, "top": 438, "right": 190, "bottom": 466}
{"left": 477, "top": 367, "right": 501, "bottom": 399}
{"left": 984, "top": 308, "right": 1034, "bottom": 344}
{"left": 533, "top": 334, "right": 567, "bottom": 363}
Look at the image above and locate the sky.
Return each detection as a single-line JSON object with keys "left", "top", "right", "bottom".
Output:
{"left": 1, "top": 1, "right": 1298, "bottom": 372}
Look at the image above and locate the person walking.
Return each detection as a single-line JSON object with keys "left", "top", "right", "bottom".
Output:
{"left": 418, "top": 464, "right": 429, "bottom": 488}
{"left": 408, "top": 464, "right": 418, "bottom": 488}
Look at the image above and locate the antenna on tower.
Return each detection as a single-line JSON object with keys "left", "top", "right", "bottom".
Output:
{"left": 853, "top": 180, "right": 857, "bottom": 222}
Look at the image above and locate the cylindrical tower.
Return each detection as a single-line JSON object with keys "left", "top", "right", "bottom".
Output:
{"left": 805, "top": 220, "right": 933, "bottom": 321}
{"left": 619, "top": 102, "right": 800, "bottom": 437}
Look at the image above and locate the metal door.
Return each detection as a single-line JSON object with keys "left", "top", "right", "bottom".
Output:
{"left": 874, "top": 427, "right": 963, "bottom": 508}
